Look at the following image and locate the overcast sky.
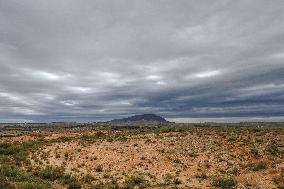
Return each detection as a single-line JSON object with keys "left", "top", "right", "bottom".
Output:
{"left": 0, "top": 0, "right": 284, "bottom": 122}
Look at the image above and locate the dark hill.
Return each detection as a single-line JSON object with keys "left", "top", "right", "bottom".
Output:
{"left": 110, "top": 114, "right": 168, "bottom": 123}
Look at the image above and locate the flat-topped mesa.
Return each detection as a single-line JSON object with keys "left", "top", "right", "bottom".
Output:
{"left": 109, "top": 114, "right": 169, "bottom": 124}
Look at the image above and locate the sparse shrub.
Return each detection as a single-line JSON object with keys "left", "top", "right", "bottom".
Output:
{"left": 55, "top": 152, "right": 60, "bottom": 158}
{"left": 159, "top": 148, "right": 165, "bottom": 153}
{"left": 173, "top": 159, "right": 182, "bottom": 164}
{"left": 163, "top": 174, "right": 174, "bottom": 185}
{"left": 91, "top": 181, "right": 119, "bottom": 189}
{"left": 125, "top": 175, "right": 147, "bottom": 187}
{"left": 195, "top": 173, "right": 208, "bottom": 180}
{"left": 117, "top": 135, "right": 128, "bottom": 142}
{"left": 0, "top": 164, "right": 35, "bottom": 184}
{"left": 64, "top": 152, "right": 69, "bottom": 160}
{"left": 227, "top": 137, "right": 236, "bottom": 142}
{"left": 273, "top": 176, "right": 284, "bottom": 189}
{"left": 67, "top": 181, "right": 81, "bottom": 189}
{"left": 17, "top": 182, "right": 49, "bottom": 189}
{"left": 55, "top": 136, "right": 74, "bottom": 142}
{"left": 61, "top": 174, "right": 77, "bottom": 185}
{"left": 91, "top": 182, "right": 104, "bottom": 189}
{"left": 250, "top": 148, "right": 260, "bottom": 158}
{"left": 0, "top": 140, "right": 44, "bottom": 165}
{"left": 83, "top": 174, "right": 95, "bottom": 183}
{"left": 0, "top": 165, "right": 51, "bottom": 189}
{"left": 211, "top": 176, "right": 237, "bottom": 189}
{"left": 0, "top": 143, "right": 21, "bottom": 155}
{"left": 103, "top": 173, "right": 110, "bottom": 179}
{"left": 173, "top": 178, "right": 182, "bottom": 185}
{"left": 251, "top": 162, "right": 267, "bottom": 171}
{"left": 230, "top": 167, "right": 239, "bottom": 175}
{"left": 106, "top": 138, "right": 114, "bottom": 142}
{"left": 95, "top": 165, "right": 103, "bottom": 172}
{"left": 38, "top": 166, "right": 65, "bottom": 181}
{"left": 201, "top": 160, "right": 210, "bottom": 168}
{"left": 0, "top": 165, "right": 21, "bottom": 178}
{"left": 95, "top": 131, "right": 106, "bottom": 139}
{"left": 266, "top": 142, "right": 280, "bottom": 156}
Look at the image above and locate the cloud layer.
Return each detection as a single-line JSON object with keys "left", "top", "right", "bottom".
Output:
{"left": 0, "top": 0, "right": 284, "bottom": 122}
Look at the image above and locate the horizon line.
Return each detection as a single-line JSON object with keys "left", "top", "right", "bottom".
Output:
{"left": 1, "top": 116, "right": 284, "bottom": 124}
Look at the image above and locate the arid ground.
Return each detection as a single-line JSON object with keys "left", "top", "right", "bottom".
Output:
{"left": 0, "top": 125, "right": 283, "bottom": 189}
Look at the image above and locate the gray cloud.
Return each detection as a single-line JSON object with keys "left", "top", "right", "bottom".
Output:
{"left": 0, "top": 0, "right": 284, "bottom": 122}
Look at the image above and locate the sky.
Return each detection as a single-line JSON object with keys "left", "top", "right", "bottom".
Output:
{"left": 0, "top": 0, "right": 284, "bottom": 122}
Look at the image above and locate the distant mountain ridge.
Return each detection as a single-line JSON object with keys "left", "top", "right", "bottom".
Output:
{"left": 109, "top": 114, "right": 168, "bottom": 123}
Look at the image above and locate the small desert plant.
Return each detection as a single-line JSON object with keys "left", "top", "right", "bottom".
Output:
{"left": 173, "top": 158, "right": 182, "bottom": 164}
{"left": 55, "top": 152, "right": 60, "bottom": 158}
{"left": 38, "top": 166, "right": 65, "bottom": 181}
{"left": 55, "top": 136, "right": 74, "bottom": 142}
{"left": 17, "top": 182, "right": 49, "bottom": 189}
{"left": 162, "top": 174, "right": 174, "bottom": 185}
{"left": 250, "top": 148, "right": 260, "bottom": 158}
{"left": 173, "top": 178, "right": 182, "bottom": 185}
{"left": 64, "top": 152, "right": 69, "bottom": 160}
{"left": 95, "top": 165, "right": 103, "bottom": 172}
{"left": 0, "top": 165, "right": 51, "bottom": 189}
{"left": 125, "top": 175, "right": 147, "bottom": 188}
{"left": 195, "top": 173, "right": 208, "bottom": 180}
{"left": 67, "top": 181, "right": 81, "bottom": 189}
{"left": 127, "top": 175, "right": 145, "bottom": 185}
{"left": 95, "top": 131, "right": 107, "bottom": 139}
{"left": 251, "top": 162, "right": 267, "bottom": 171}
{"left": 211, "top": 176, "right": 237, "bottom": 189}
{"left": 83, "top": 174, "right": 95, "bottom": 183}
{"left": 273, "top": 176, "right": 284, "bottom": 189}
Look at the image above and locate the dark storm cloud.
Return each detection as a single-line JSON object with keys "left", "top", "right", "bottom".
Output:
{"left": 0, "top": 0, "right": 284, "bottom": 122}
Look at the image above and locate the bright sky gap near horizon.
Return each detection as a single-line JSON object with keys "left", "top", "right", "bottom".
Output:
{"left": 0, "top": 0, "right": 284, "bottom": 122}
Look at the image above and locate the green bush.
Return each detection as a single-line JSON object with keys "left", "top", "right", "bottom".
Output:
{"left": 0, "top": 164, "right": 32, "bottom": 182}
{"left": 0, "top": 165, "right": 21, "bottom": 178}
{"left": 211, "top": 177, "right": 237, "bottom": 189}
{"left": 0, "top": 140, "right": 44, "bottom": 165}
{"left": 0, "top": 143, "right": 20, "bottom": 155}
{"left": 0, "top": 165, "right": 51, "bottom": 189}
{"left": 38, "top": 166, "right": 65, "bottom": 181}
{"left": 125, "top": 175, "right": 147, "bottom": 187}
